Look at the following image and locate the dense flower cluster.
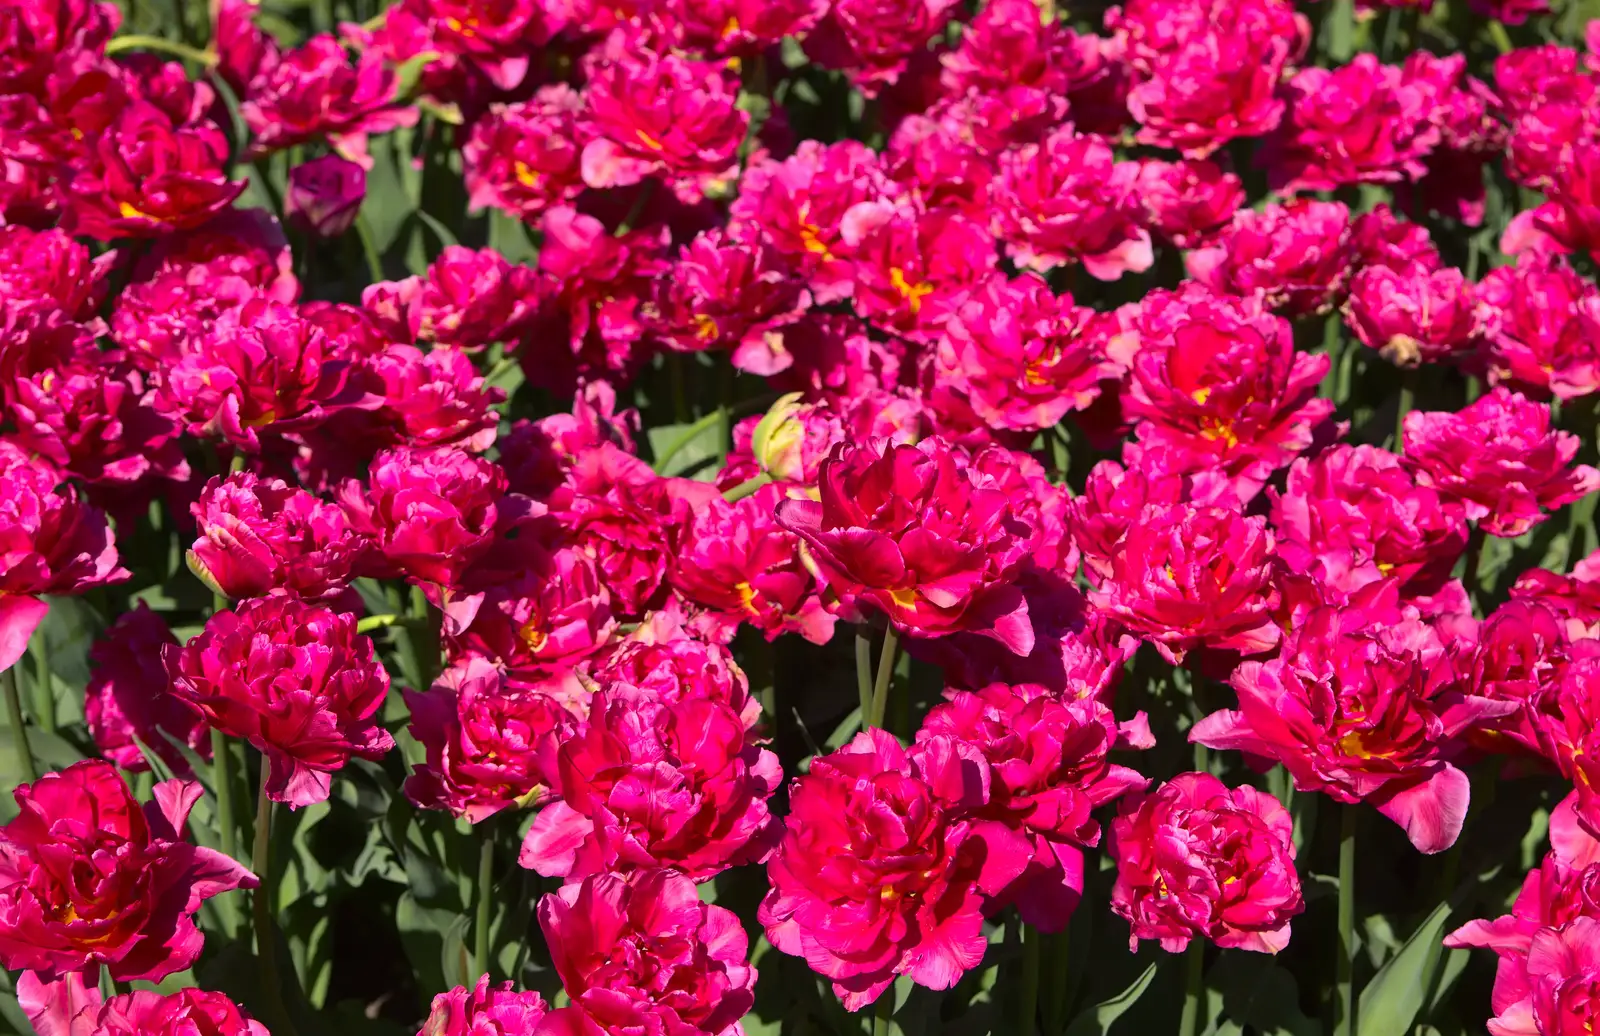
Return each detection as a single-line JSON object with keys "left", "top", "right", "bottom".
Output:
{"left": 2, "top": 0, "right": 1599, "bottom": 1031}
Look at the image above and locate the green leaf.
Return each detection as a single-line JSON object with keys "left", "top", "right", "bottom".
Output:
{"left": 1064, "top": 961, "right": 1159, "bottom": 1036}
{"left": 647, "top": 415, "right": 728, "bottom": 481}
{"left": 1358, "top": 898, "right": 1456, "bottom": 1036}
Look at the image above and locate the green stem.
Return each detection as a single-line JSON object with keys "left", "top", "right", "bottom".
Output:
{"left": 252, "top": 760, "right": 296, "bottom": 1036}
{"left": 614, "top": 179, "right": 658, "bottom": 237}
{"left": 103, "top": 34, "right": 217, "bottom": 64}
{"left": 1042, "top": 929, "right": 1068, "bottom": 1036}
{"left": 1392, "top": 373, "right": 1416, "bottom": 452}
{"left": 355, "top": 613, "right": 400, "bottom": 634}
{"left": 1461, "top": 524, "right": 1487, "bottom": 608}
{"left": 32, "top": 637, "right": 54, "bottom": 734}
{"left": 474, "top": 833, "right": 494, "bottom": 979}
{"left": 4, "top": 667, "right": 37, "bottom": 784}
{"left": 1336, "top": 804, "right": 1358, "bottom": 1036}
{"left": 1319, "top": 314, "right": 1344, "bottom": 402}
{"left": 854, "top": 629, "right": 873, "bottom": 723}
{"left": 1179, "top": 938, "right": 1204, "bottom": 1036}
{"left": 667, "top": 353, "right": 689, "bottom": 425}
{"left": 722, "top": 474, "right": 771, "bottom": 503}
{"left": 871, "top": 992, "right": 894, "bottom": 1036}
{"left": 1487, "top": 19, "right": 1513, "bottom": 54}
{"left": 867, "top": 626, "right": 899, "bottom": 731}
{"left": 1020, "top": 924, "right": 1041, "bottom": 1036}
{"left": 1324, "top": 0, "right": 1355, "bottom": 60}
{"left": 655, "top": 407, "right": 726, "bottom": 472}
{"left": 354, "top": 213, "right": 385, "bottom": 286}
{"left": 212, "top": 728, "right": 237, "bottom": 860}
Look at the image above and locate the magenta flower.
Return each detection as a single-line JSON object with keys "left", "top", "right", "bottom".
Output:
{"left": 658, "top": 0, "right": 826, "bottom": 53}
{"left": 188, "top": 472, "right": 365, "bottom": 600}
{"left": 1111, "top": 773, "right": 1303, "bottom": 953}
{"left": 1123, "top": 27, "right": 1292, "bottom": 158}
{"left": 1459, "top": 598, "right": 1582, "bottom": 760}
{"left": 20, "top": 976, "right": 267, "bottom": 1036}
{"left": 1187, "top": 200, "right": 1356, "bottom": 316}
{"left": 729, "top": 140, "right": 900, "bottom": 303}
{"left": 759, "top": 729, "right": 1028, "bottom": 1008}
{"left": 775, "top": 437, "right": 1036, "bottom": 653}
{"left": 1343, "top": 264, "right": 1479, "bottom": 367}
{"left": 1089, "top": 501, "right": 1280, "bottom": 665}
{"left": 804, "top": 0, "right": 960, "bottom": 96}
{"left": 588, "top": 614, "right": 763, "bottom": 727}
{"left": 917, "top": 683, "right": 1148, "bottom": 931}
{"left": 286, "top": 154, "right": 366, "bottom": 238}
{"left": 392, "top": 0, "right": 562, "bottom": 91}
{"left": 404, "top": 656, "right": 574, "bottom": 823}
{"left": 166, "top": 597, "right": 394, "bottom": 808}
{"left": 0, "top": 760, "right": 255, "bottom": 982}
{"left": 156, "top": 298, "right": 369, "bottom": 453}
{"left": 1261, "top": 55, "right": 1442, "bottom": 193}
{"left": 909, "top": 566, "right": 1134, "bottom": 703}
{"left": 418, "top": 975, "right": 550, "bottom": 1036}
{"left": 1116, "top": 286, "right": 1335, "bottom": 495}
{"left": 934, "top": 274, "right": 1117, "bottom": 433}
{"left": 1550, "top": 655, "right": 1600, "bottom": 837}
{"left": 1193, "top": 606, "right": 1513, "bottom": 853}
{"left": 1402, "top": 387, "right": 1600, "bottom": 538}
{"left": 241, "top": 31, "right": 417, "bottom": 166}
{"left": 1477, "top": 254, "right": 1600, "bottom": 400}
{"left": 445, "top": 546, "right": 617, "bottom": 678}
{"left": 6, "top": 352, "right": 188, "bottom": 488}
{"left": 339, "top": 445, "right": 504, "bottom": 588}
{"left": 841, "top": 205, "right": 996, "bottom": 339}
{"left": 462, "top": 88, "right": 587, "bottom": 223}
{"left": 1446, "top": 793, "right": 1600, "bottom": 1027}
{"left": 990, "top": 127, "right": 1152, "bottom": 280}
{"left": 0, "top": 448, "right": 127, "bottom": 669}
{"left": 519, "top": 206, "right": 669, "bottom": 392}
{"left": 1271, "top": 445, "right": 1469, "bottom": 599}
{"left": 65, "top": 102, "right": 242, "bottom": 239}
{"left": 413, "top": 245, "right": 536, "bottom": 352}
{"left": 1471, "top": 0, "right": 1549, "bottom": 21}
{"left": 519, "top": 690, "right": 780, "bottom": 882}
{"left": 537, "top": 870, "right": 756, "bottom": 1035}
{"left": 670, "top": 482, "right": 835, "bottom": 645}
{"left": 580, "top": 46, "right": 748, "bottom": 202}
{"left": 84, "top": 603, "right": 209, "bottom": 776}
{"left": 643, "top": 230, "right": 810, "bottom": 356}
{"left": 1133, "top": 158, "right": 1245, "bottom": 248}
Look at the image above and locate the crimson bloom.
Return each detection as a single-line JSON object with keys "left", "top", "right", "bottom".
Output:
{"left": 189, "top": 472, "right": 366, "bottom": 600}
{"left": 917, "top": 683, "right": 1148, "bottom": 931}
{"left": 580, "top": 46, "right": 748, "bottom": 202}
{"left": 989, "top": 127, "right": 1153, "bottom": 281}
{"left": 934, "top": 274, "right": 1117, "bottom": 433}
{"left": 418, "top": 975, "right": 550, "bottom": 1036}
{"left": 241, "top": 31, "right": 417, "bottom": 166}
{"left": 404, "top": 656, "right": 575, "bottom": 822}
{"left": 519, "top": 691, "right": 780, "bottom": 882}
{"left": 537, "top": 869, "right": 756, "bottom": 1036}
{"left": 84, "top": 603, "right": 209, "bottom": 776}
{"left": 1089, "top": 501, "right": 1280, "bottom": 665}
{"left": 775, "top": 437, "right": 1036, "bottom": 653}
{"left": 66, "top": 103, "right": 242, "bottom": 239}
{"left": 19, "top": 976, "right": 267, "bottom": 1036}
{"left": 1111, "top": 772, "right": 1303, "bottom": 953}
{"left": 166, "top": 597, "right": 394, "bottom": 807}
{"left": 1402, "top": 387, "right": 1600, "bottom": 538}
{"left": 0, "top": 760, "right": 255, "bottom": 982}
{"left": 670, "top": 482, "right": 835, "bottom": 645}
{"left": 1193, "top": 604, "right": 1513, "bottom": 852}
{"left": 0, "top": 447, "right": 127, "bottom": 669}
{"left": 759, "top": 729, "right": 1029, "bottom": 1008}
